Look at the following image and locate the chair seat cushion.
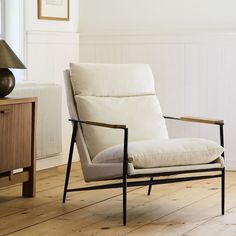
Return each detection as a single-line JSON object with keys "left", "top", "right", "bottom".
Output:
{"left": 92, "top": 138, "right": 224, "bottom": 169}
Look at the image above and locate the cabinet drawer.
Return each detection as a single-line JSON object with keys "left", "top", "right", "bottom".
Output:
{"left": 0, "top": 103, "right": 32, "bottom": 173}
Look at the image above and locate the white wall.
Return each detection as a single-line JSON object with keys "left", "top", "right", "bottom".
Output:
{"left": 79, "top": 0, "right": 236, "bottom": 33}
{"left": 5, "top": 0, "right": 25, "bottom": 81}
{"left": 25, "top": 0, "right": 78, "bottom": 32}
{"left": 79, "top": 0, "right": 236, "bottom": 169}
{"left": 23, "top": 0, "right": 79, "bottom": 169}
{"left": 4, "top": 1, "right": 78, "bottom": 170}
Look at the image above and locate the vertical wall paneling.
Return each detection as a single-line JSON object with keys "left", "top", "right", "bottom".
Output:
{"left": 26, "top": 31, "right": 79, "bottom": 169}
{"left": 80, "top": 32, "right": 236, "bottom": 169}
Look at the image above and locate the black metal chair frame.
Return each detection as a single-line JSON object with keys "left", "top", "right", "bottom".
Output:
{"left": 63, "top": 116, "right": 225, "bottom": 226}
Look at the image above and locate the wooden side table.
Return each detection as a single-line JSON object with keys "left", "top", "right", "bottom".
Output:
{"left": 0, "top": 97, "right": 37, "bottom": 197}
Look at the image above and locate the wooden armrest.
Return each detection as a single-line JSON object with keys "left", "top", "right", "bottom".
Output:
{"left": 69, "top": 119, "right": 127, "bottom": 129}
{"left": 180, "top": 116, "right": 224, "bottom": 125}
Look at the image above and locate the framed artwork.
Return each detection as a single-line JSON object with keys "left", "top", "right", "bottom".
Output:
{"left": 38, "top": 0, "right": 70, "bottom": 21}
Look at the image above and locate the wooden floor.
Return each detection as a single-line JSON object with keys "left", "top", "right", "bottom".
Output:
{"left": 0, "top": 163, "right": 236, "bottom": 236}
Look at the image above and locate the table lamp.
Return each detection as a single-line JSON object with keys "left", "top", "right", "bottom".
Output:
{"left": 0, "top": 40, "right": 26, "bottom": 98}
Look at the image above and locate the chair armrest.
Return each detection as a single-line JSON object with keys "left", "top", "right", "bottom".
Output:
{"left": 164, "top": 116, "right": 224, "bottom": 125}
{"left": 164, "top": 115, "right": 225, "bottom": 159}
{"left": 69, "top": 118, "right": 129, "bottom": 177}
{"left": 69, "top": 119, "right": 127, "bottom": 130}
{"left": 180, "top": 116, "right": 224, "bottom": 125}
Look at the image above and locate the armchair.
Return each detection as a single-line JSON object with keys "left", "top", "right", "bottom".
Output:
{"left": 63, "top": 63, "right": 225, "bottom": 226}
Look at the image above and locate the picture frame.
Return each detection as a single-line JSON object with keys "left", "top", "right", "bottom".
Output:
{"left": 38, "top": 0, "right": 70, "bottom": 21}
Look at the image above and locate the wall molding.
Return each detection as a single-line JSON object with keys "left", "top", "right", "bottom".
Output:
{"left": 36, "top": 153, "right": 79, "bottom": 171}
{"left": 80, "top": 31, "right": 236, "bottom": 45}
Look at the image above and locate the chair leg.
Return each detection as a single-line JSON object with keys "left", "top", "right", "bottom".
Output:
{"left": 221, "top": 168, "right": 225, "bottom": 215}
{"left": 123, "top": 173, "right": 127, "bottom": 226}
{"left": 122, "top": 128, "right": 128, "bottom": 226}
{"left": 63, "top": 123, "right": 78, "bottom": 203}
{"left": 147, "top": 177, "right": 153, "bottom": 195}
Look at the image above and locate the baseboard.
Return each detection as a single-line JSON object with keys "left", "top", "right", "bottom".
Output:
{"left": 226, "top": 159, "right": 236, "bottom": 171}
{"left": 36, "top": 152, "right": 79, "bottom": 171}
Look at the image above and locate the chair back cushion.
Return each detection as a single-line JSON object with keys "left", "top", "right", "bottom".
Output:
{"left": 70, "top": 63, "right": 168, "bottom": 158}
{"left": 70, "top": 63, "right": 156, "bottom": 97}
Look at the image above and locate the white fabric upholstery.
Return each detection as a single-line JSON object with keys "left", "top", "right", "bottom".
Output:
{"left": 93, "top": 138, "right": 224, "bottom": 168}
{"left": 79, "top": 157, "right": 224, "bottom": 182}
{"left": 70, "top": 63, "right": 155, "bottom": 97}
{"left": 64, "top": 70, "right": 78, "bottom": 120}
{"left": 70, "top": 63, "right": 168, "bottom": 159}
{"left": 128, "top": 156, "right": 224, "bottom": 176}
{"left": 65, "top": 64, "right": 225, "bottom": 182}
{"left": 75, "top": 95, "right": 168, "bottom": 158}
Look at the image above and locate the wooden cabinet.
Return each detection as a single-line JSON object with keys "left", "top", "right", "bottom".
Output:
{"left": 0, "top": 97, "right": 37, "bottom": 197}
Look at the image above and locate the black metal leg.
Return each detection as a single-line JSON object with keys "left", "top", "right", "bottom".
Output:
{"left": 219, "top": 125, "right": 225, "bottom": 159}
{"left": 63, "top": 122, "right": 78, "bottom": 203}
{"left": 122, "top": 128, "right": 128, "bottom": 226}
{"left": 147, "top": 177, "right": 153, "bottom": 195}
{"left": 123, "top": 174, "right": 127, "bottom": 226}
{"left": 221, "top": 168, "right": 225, "bottom": 215}
{"left": 219, "top": 124, "right": 225, "bottom": 215}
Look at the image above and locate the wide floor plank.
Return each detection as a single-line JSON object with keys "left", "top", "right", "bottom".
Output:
{"left": 0, "top": 163, "right": 235, "bottom": 236}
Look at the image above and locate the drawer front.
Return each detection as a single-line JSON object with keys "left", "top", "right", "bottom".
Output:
{"left": 0, "top": 103, "right": 32, "bottom": 173}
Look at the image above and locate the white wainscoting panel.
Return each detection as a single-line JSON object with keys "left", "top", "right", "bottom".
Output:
{"left": 26, "top": 31, "right": 79, "bottom": 169}
{"left": 80, "top": 32, "right": 236, "bottom": 170}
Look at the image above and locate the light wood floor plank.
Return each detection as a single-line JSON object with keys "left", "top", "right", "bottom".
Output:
{"left": 181, "top": 201, "right": 236, "bottom": 235}
{"left": 74, "top": 179, "right": 224, "bottom": 235}
{"left": 3, "top": 182, "right": 193, "bottom": 236}
{"left": 0, "top": 165, "right": 142, "bottom": 235}
{"left": 4, "top": 176, "right": 224, "bottom": 235}
{"left": 62, "top": 173, "right": 235, "bottom": 236}
{"left": 127, "top": 185, "right": 236, "bottom": 236}
{"left": 0, "top": 163, "right": 235, "bottom": 236}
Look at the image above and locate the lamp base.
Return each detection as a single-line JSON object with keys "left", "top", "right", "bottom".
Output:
{"left": 0, "top": 68, "right": 15, "bottom": 98}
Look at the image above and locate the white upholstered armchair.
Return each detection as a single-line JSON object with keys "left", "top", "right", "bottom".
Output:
{"left": 63, "top": 63, "right": 225, "bottom": 226}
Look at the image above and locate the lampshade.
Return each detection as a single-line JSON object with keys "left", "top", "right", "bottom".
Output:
{"left": 0, "top": 40, "right": 26, "bottom": 69}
